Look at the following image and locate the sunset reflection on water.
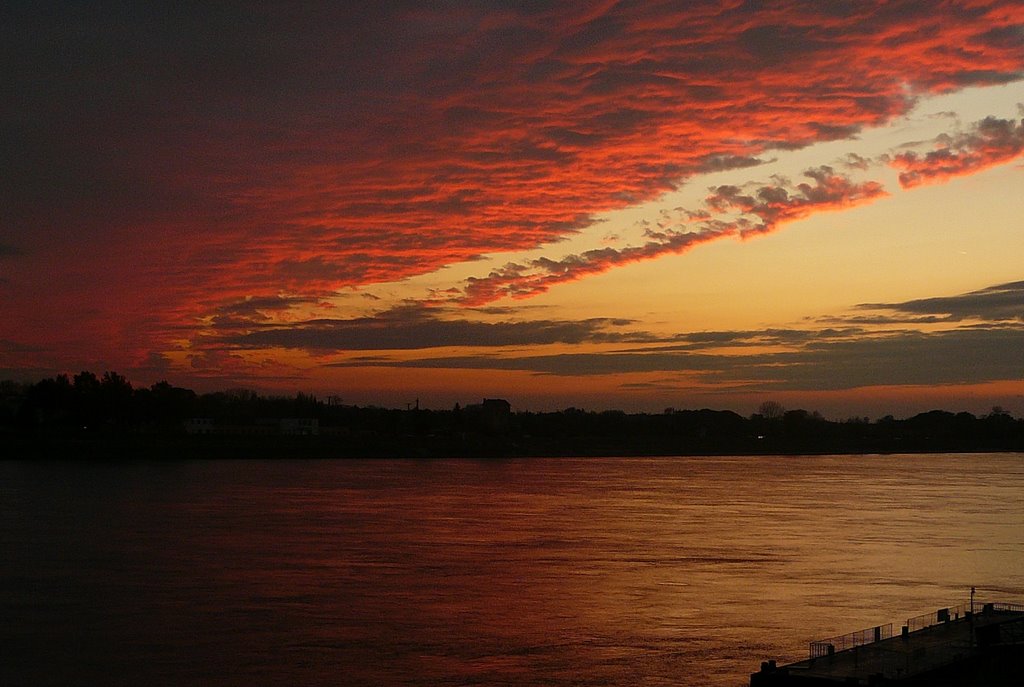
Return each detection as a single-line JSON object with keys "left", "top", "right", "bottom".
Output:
{"left": 3, "top": 454, "right": 1023, "bottom": 686}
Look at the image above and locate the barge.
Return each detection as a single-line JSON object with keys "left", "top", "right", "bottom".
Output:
{"left": 750, "top": 601, "right": 1024, "bottom": 686}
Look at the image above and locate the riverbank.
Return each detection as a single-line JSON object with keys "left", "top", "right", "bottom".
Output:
{"left": 6, "top": 430, "right": 1024, "bottom": 460}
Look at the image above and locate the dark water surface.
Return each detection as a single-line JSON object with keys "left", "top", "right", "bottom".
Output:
{"left": 3, "top": 454, "right": 1023, "bottom": 686}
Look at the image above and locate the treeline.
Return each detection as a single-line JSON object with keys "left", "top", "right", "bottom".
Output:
{"left": 2, "top": 372, "right": 1024, "bottom": 457}
{"left": 1, "top": 372, "right": 321, "bottom": 432}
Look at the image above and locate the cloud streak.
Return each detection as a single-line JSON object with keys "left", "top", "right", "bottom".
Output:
{"left": 454, "top": 166, "right": 886, "bottom": 305}
{"left": 859, "top": 280, "right": 1024, "bottom": 321}
{"left": 192, "top": 280, "right": 1024, "bottom": 397}
{"left": 212, "top": 304, "right": 656, "bottom": 352}
{"left": 891, "top": 116, "right": 1024, "bottom": 187}
{"left": 332, "top": 325, "right": 1024, "bottom": 392}
{"left": 304, "top": 279, "right": 1024, "bottom": 395}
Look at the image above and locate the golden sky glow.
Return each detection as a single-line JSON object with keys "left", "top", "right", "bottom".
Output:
{"left": 2, "top": 2, "right": 1023, "bottom": 417}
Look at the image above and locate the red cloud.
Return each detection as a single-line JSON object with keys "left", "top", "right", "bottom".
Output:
{"left": 891, "top": 116, "right": 1024, "bottom": 188}
{"left": 705, "top": 167, "right": 888, "bottom": 238}
{"left": 201, "top": 2, "right": 1021, "bottom": 293}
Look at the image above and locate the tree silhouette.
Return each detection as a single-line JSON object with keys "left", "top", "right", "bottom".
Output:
{"left": 758, "top": 400, "right": 785, "bottom": 421}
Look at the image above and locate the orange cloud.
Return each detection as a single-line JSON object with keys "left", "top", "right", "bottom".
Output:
{"left": 891, "top": 116, "right": 1024, "bottom": 187}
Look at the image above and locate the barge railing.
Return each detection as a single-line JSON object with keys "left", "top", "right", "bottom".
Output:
{"left": 808, "top": 600, "right": 1024, "bottom": 659}
{"left": 809, "top": 623, "right": 892, "bottom": 658}
{"left": 906, "top": 601, "right": 1024, "bottom": 633}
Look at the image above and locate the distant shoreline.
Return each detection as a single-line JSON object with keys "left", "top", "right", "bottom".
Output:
{"left": 6, "top": 433, "right": 1023, "bottom": 461}
{"left": 5, "top": 374, "right": 1023, "bottom": 459}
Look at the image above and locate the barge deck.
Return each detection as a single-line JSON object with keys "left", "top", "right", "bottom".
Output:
{"left": 750, "top": 602, "right": 1024, "bottom": 686}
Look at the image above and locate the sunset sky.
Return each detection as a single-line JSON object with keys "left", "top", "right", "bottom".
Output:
{"left": 3, "top": 1, "right": 1023, "bottom": 417}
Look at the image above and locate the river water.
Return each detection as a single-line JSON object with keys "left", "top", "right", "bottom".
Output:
{"left": 3, "top": 454, "right": 1023, "bottom": 686}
